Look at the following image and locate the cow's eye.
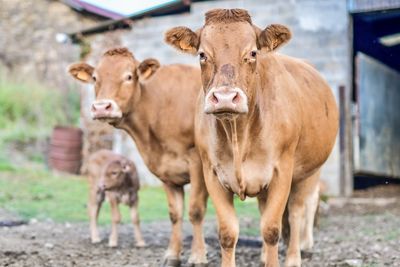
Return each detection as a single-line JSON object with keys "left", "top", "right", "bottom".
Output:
{"left": 250, "top": 51, "right": 257, "bottom": 58}
{"left": 92, "top": 76, "right": 97, "bottom": 82}
{"left": 126, "top": 74, "right": 133, "bottom": 81}
{"left": 111, "top": 171, "right": 119, "bottom": 176}
{"left": 199, "top": 52, "right": 207, "bottom": 62}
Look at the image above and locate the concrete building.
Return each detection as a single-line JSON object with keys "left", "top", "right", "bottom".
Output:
{"left": 62, "top": 0, "right": 400, "bottom": 195}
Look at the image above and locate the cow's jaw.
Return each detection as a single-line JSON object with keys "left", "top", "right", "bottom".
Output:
{"left": 204, "top": 87, "right": 248, "bottom": 116}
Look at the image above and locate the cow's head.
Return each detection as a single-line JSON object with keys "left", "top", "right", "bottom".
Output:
{"left": 165, "top": 9, "right": 291, "bottom": 117}
{"left": 98, "top": 159, "right": 133, "bottom": 191}
{"left": 68, "top": 48, "right": 160, "bottom": 124}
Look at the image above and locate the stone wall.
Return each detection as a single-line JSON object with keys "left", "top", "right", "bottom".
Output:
{"left": 0, "top": 0, "right": 98, "bottom": 89}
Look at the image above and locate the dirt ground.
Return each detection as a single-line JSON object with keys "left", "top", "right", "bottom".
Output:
{"left": 1, "top": 185, "right": 399, "bottom": 267}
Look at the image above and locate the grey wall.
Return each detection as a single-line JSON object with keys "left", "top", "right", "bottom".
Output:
{"left": 88, "top": 0, "right": 351, "bottom": 194}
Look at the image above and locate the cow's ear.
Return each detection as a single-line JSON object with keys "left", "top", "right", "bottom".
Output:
{"left": 137, "top": 58, "right": 160, "bottom": 82}
{"left": 164, "top": 26, "right": 200, "bottom": 55}
{"left": 257, "top": 24, "right": 291, "bottom": 52}
{"left": 68, "top": 63, "right": 95, "bottom": 83}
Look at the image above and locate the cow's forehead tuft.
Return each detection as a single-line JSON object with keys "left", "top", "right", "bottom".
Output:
{"left": 205, "top": 8, "right": 252, "bottom": 25}
{"left": 103, "top": 47, "right": 134, "bottom": 59}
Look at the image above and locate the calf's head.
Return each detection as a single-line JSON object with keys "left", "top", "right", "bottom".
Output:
{"left": 68, "top": 48, "right": 160, "bottom": 124}
{"left": 98, "top": 159, "right": 133, "bottom": 191}
{"left": 165, "top": 9, "right": 291, "bottom": 117}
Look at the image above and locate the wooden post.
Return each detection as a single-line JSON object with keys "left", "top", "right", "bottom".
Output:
{"left": 339, "top": 85, "right": 353, "bottom": 196}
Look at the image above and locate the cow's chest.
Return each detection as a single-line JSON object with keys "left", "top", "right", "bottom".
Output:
{"left": 210, "top": 150, "right": 274, "bottom": 197}
{"left": 106, "top": 190, "right": 136, "bottom": 206}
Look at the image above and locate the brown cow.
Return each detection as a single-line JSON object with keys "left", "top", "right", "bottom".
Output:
{"left": 68, "top": 48, "right": 208, "bottom": 266}
{"left": 165, "top": 9, "right": 338, "bottom": 267}
{"left": 87, "top": 149, "right": 145, "bottom": 248}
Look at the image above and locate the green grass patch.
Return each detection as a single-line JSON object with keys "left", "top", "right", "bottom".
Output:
{"left": 0, "top": 169, "right": 260, "bottom": 225}
{"left": 0, "top": 69, "right": 80, "bottom": 168}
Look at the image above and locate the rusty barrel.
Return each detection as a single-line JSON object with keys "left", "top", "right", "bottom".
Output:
{"left": 49, "top": 126, "right": 83, "bottom": 174}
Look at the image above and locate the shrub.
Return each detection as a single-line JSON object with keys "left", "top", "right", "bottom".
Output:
{"left": 0, "top": 70, "right": 79, "bottom": 144}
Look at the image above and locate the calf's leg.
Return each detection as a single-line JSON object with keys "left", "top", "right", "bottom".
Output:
{"left": 188, "top": 153, "right": 209, "bottom": 266}
{"left": 108, "top": 197, "right": 121, "bottom": 247}
{"left": 162, "top": 183, "right": 184, "bottom": 266}
{"left": 130, "top": 201, "right": 146, "bottom": 247}
{"left": 88, "top": 188, "right": 103, "bottom": 244}
{"left": 203, "top": 164, "right": 238, "bottom": 267}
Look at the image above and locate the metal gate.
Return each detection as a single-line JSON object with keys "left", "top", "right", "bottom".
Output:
{"left": 354, "top": 53, "right": 400, "bottom": 178}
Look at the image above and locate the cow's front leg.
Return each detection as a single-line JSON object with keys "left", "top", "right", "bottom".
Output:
{"left": 108, "top": 197, "right": 121, "bottom": 247}
{"left": 260, "top": 158, "right": 293, "bottom": 267}
{"left": 203, "top": 164, "right": 238, "bottom": 267}
{"left": 188, "top": 152, "right": 209, "bottom": 266}
{"left": 162, "top": 183, "right": 184, "bottom": 267}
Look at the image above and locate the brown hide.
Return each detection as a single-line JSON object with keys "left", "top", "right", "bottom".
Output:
{"left": 68, "top": 48, "right": 209, "bottom": 264}
{"left": 165, "top": 8, "right": 338, "bottom": 267}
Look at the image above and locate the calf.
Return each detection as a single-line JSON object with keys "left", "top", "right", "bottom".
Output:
{"left": 87, "top": 149, "right": 145, "bottom": 248}
{"left": 68, "top": 48, "right": 208, "bottom": 266}
{"left": 165, "top": 9, "right": 338, "bottom": 267}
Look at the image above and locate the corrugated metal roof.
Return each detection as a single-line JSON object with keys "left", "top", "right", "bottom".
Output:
{"left": 65, "top": 0, "right": 182, "bottom": 19}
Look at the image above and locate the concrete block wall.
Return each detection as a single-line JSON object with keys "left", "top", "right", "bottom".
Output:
{"left": 94, "top": 0, "right": 351, "bottom": 194}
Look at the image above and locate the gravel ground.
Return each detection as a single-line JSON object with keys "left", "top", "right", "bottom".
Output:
{"left": 1, "top": 186, "right": 399, "bottom": 267}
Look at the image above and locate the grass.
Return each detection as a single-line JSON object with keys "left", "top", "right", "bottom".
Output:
{"left": 0, "top": 168, "right": 260, "bottom": 226}
{"left": 0, "top": 69, "right": 80, "bottom": 168}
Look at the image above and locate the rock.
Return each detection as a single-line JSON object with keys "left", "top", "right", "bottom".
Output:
{"left": 343, "top": 259, "right": 363, "bottom": 267}
{"left": 44, "top": 243, "right": 54, "bottom": 249}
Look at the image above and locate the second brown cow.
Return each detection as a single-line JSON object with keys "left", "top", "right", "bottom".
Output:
{"left": 68, "top": 49, "right": 208, "bottom": 266}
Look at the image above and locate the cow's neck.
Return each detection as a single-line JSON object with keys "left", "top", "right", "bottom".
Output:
{"left": 214, "top": 98, "right": 260, "bottom": 200}
{"left": 116, "top": 86, "right": 156, "bottom": 166}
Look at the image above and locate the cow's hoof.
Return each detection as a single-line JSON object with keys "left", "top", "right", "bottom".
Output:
{"left": 135, "top": 241, "right": 147, "bottom": 248}
{"left": 189, "top": 263, "right": 208, "bottom": 267}
{"left": 108, "top": 241, "right": 118, "bottom": 248}
{"left": 163, "top": 258, "right": 181, "bottom": 267}
{"left": 284, "top": 257, "right": 301, "bottom": 267}
{"left": 91, "top": 238, "right": 101, "bottom": 244}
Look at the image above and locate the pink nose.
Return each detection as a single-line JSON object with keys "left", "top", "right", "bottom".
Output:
{"left": 204, "top": 87, "right": 248, "bottom": 114}
{"left": 212, "top": 91, "right": 240, "bottom": 105}
{"left": 91, "top": 101, "right": 113, "bottom": 113}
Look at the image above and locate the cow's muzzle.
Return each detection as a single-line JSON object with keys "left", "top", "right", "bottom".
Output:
{"left": 91, "top": 99, "right": 122, "bottom": 121}
{"left": 204, "top": 87, "right": 248, "bottom": 115}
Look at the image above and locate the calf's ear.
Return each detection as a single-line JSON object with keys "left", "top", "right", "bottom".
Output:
{"left": 121, "top": 159, "right": 133, "bottom": 173}
{"left": 257, "top": 24, "right": 291, "bottom": 52}
{"left": 164, "top": 26, "right": 199, "bottom": 55}
{"left": 68, "top": 63, "right": 95, "bottom": 83}
{"left": 137, "top": 58, "right": 160, "bottom": 82}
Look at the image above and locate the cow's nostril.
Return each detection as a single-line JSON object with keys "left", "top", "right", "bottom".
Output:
{"left": 232, "top": 92, "right": 240, "bottom": 104}
{"left": 211, "top": 93, "right": 219, "bottom": 104}
{"left": 105, "top": 103, "right": 112, "bottom": 111}
{"left": 91, "top": 105, "right": 97, "bottom": 112}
